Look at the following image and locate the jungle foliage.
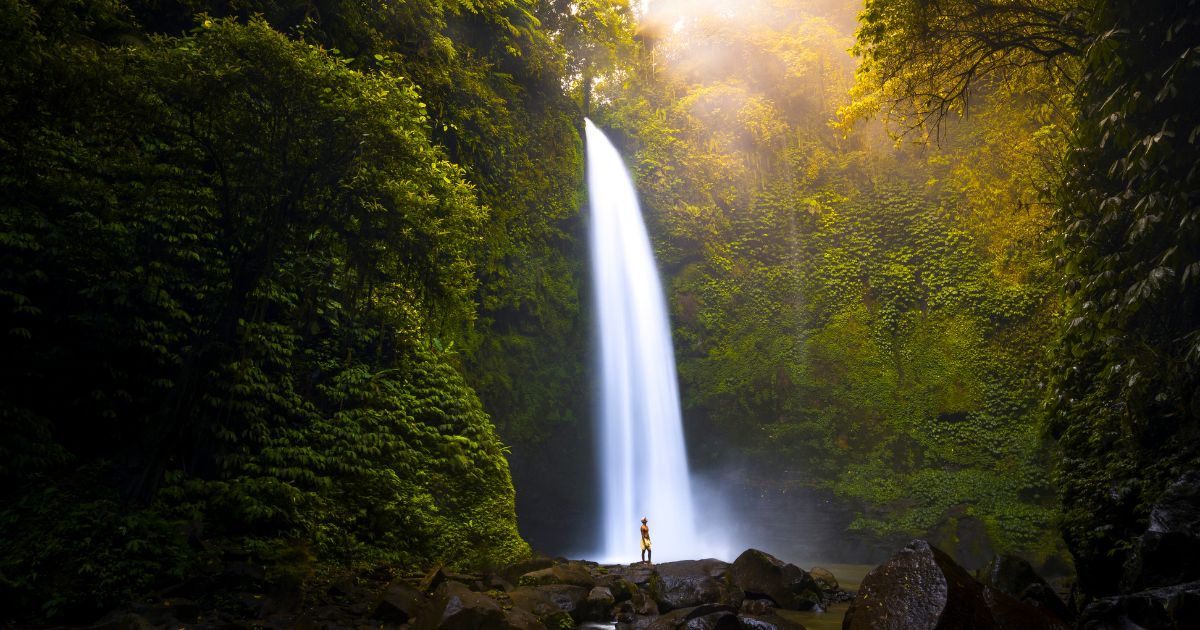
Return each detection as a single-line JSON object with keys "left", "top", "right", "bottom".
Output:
{"left": 1045, "top": 0, "right": 1200, "bottom": 595}
{"left": 0, "top": 0, "right": 595, "bottom": 621}
{"left": 839, "top": 0, "right": 1200, "bottom": 597}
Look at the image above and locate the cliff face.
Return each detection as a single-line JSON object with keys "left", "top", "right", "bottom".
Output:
{"left": 1047, "top": 0, "right": 1200, "bottom": 598}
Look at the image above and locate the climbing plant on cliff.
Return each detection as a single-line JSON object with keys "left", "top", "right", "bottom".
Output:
{"left": 0, "top": 3, "right": 533, "bottom": 622}
{"left": 1046, "top": 0, "right": 1200, "bottom": 596}
{"left": 851, "top": 0, "right": 1200, "bottom": 594}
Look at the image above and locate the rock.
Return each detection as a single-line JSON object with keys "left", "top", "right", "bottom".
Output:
{"left": 508, "top": 584, "right": 590, "bottom": 626}
{"left": 486, "top": 574, "right": 516, "bottom": 592}
{"left": 736, "top": 612, "right": 807, "bottom": 630}
{"left": 601, "top": 574, "right": 638, "bottom": 602}
{"left": 582, "top": 586, "right": 616, "bottom": 621}
{"left": 371, "top": 578, "right": 427, "bottom": 623}
{"left": 982, "top": 586, "right": 1071, "bottom": 630}
{"left": 614, "top": 599, "right": 637, "bottom": 624}
{"left": 808, "top": 567, "right": 838, "bottom": 592}
{"left": 536, "top": 584, "right": 590, "bottom": 619}
{"left": 519, "top": 564, "right": 596, "bottom": 589}
{"left": 633, "top": 587, "right": 660, "bottom": 616}
{"left": 502, "top": 557, "right": 557, "bottom": 586}
{"left": 685, "top": 610, "right": 739, "bottom": 629}
{"left": 740, "top": 598, "right": 776, "bottom": 616}
{"left": 843, "top": 540, "right": 1069, "bottom": 630}
{"left": 843, "top": 539, "right": 992, "bottom": 630}
{"left": 645, "top": 604, "right": 739, "bottom": 630}
{"left": 539, "top": 610, "right": 575, "bottom": 630}
{"left": 508, "top": 586, "right": 563, "bottom": 618}
{"left": 1077, "top": 579, "right": 1200, "bottom": 630}
{"left": 414, "top": 580, "right": 507, "bottom": 630}
{"left": 981, "top": 554, "right": 1070, "bottom": 622}
{"left": 653, "top": 559, "right": 744, "bottom": 612}
{"left": 505, "top": 606, "right": 549, "bottom": 630}
{"left": 419, "top": 565, "right": 448, "bottom": 593}
{"left": 618, "top": 562, "right": 658, "bottom": 587}
{"left": 730, "top": 549, "right": 820, "bottom": 611}
{"left": 1123, "top": 471, "right": 1200, "bottom": 592}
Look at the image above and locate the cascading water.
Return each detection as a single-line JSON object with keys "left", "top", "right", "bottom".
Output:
{"left": 585, "top": 118, "right": 700, "bottom": 563}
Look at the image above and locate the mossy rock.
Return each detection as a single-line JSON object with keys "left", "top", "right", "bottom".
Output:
{"left": 518, "top": 565, "right": 595, "bottom": 589}
{"left": 540, "top": 610, "right": 573, "bottom": 629}
{"left": 602, "top": 576, "right": 636, "bottom": 602}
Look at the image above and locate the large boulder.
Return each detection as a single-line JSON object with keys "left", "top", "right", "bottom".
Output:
{"left": 1122, "top": 471, "right": 1200, "bottom": 592}
{"left": 842, "top": 539, "right": 1068, "bottom": 630}
{"left": 981, "top": 554, "right": 1070, "bottom": 622}
{"left": 414, "top": 580, "right": 508, "bottom": 630}
{"left": 370, "top": 578, "right": 427, "bottom": 623}
{"left": 1076, "top": 579, "right": 1200, "bottom": 630}
{"left": 730, "top": 549, "right": 820, "bottom": 611}
{"left": 653, "top": 559, "right": 744, "bottom": 612}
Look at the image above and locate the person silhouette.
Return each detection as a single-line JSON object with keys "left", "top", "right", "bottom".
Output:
{"left": 640, "top": 517, "right": 651, "bottom": 564}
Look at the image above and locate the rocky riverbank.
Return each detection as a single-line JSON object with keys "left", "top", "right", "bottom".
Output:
{"left": 73, "top": 544, "right": 1065, "bottom": 630}
{"left": 72, "top": 520, "right": 1200, "bottom": 629}
{"left": 81, "top": 548, "right": 848, "bottom": 629}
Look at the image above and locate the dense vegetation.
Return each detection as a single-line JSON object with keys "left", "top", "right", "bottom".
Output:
{"left": 1046, "top": 0, "right": 1200, "bottom": 595}
{"left": 834, "top": 0, "right": 1199, "bottom": 597}
{"left": 0, "top": 0, "right": 589, "bottom": 621}
{"left": 1, "top": 0, "right": 1196, "bottom": 624}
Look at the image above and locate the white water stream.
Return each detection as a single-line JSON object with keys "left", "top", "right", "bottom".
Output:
{"left": 585, "top": 119, "right": 702, "bottom": 563}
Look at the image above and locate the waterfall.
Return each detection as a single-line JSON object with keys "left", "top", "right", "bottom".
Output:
{"left": 585, "top": 118, "right": 699, "bottom": 563}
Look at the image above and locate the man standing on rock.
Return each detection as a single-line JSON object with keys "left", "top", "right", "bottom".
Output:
{"left": 640, "top": 517, "right": 652, "bottom": 564}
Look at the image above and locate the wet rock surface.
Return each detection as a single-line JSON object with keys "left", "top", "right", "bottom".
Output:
{"left": 370, "top": 578, "right": 426, "bottom": 623}
{"left": 981, "top": 554, "right": 1071, "bottom": 622}
{"left": 730, "top": 549, "right": 822, "bottom": 611}
{"left": 415, "top": 580, "right": 508, "bottom": 630}
{"left": 842, "top": 539, "right": 1068, "bottom": 630}
{"left": 1067, "top": 471, "right": 1200, "bottom": 629}
{"left": 1122, "top": 471, "right": 1200, "bottom": 592}
{"left": 1076, "top": 579, "right": 1200, "bottom": 630}
{"left": 653, "top": 559, "right": 744, "bottom": 612}
{"left": 77, "top": 550, "right": 854, "bottom": 629}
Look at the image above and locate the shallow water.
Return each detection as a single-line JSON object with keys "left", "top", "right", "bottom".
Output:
{"left": 777, "top": 604, "right": 848, "bottom": 630}
{"left": 762, "top": 563, "right": 870, "bottom": 630}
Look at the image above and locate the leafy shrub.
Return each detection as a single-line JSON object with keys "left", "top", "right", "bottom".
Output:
{"left": 0, "top": 473, "right": 193, "bottom": 624}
